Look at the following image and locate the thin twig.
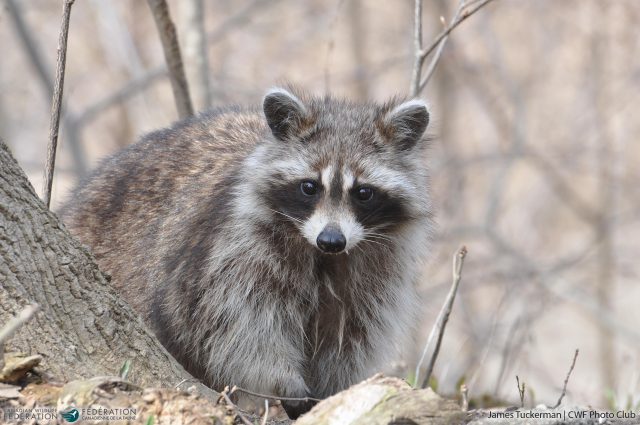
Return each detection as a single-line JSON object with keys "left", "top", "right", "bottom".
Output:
{"left": 219, "top": 386, "right": 252, "bottom": 425}
{"left": 261, "top": 399, "right": 269, "bottom": 425}
{"left": 233, "top": 386, "right": 322, "bottom": 403}
{"left": 0, "top": 304, "right": 40, "bottom": 346}
{"left": 422, "top": 0, "right": 496, "bottom": 62}
{"left": 418, "top": 0, "right": 466, "bottom": 91}
{"left": 181, "top": 0, "right": 212, "bottom": 110}
{"left": 43, "top": 0, "right": 76, "bottom": 208}
{"left": 460, "top": 383, "right": 469, "bottom": 411}
{"left": 75, "top": 68, "right": 167, "bottom": 126}
{"left": 516, "top": 375, "right": 525, "bottom": 408}
{"left": 552, "top": 349, "right": 579, "bottom": 408}
{"left": 74, "top": 0, "right": 272, "bottom": 129}
{"left": 174, "top": 378, "right": 191, "bottom": 389}
{"left": 410, "top": 0, "right": 497, "bottom": 96}
{"left": 207, "top": 0, "right": 275, "bottom": 44}
{"left": 409, "top": 0, "right": 425, "bottom": 97}
{"left": 6, "top": 0, "right": 87, "bottom": 178}
{"left": 0, "top": 304, "right": 40, "bottom": 369}
{"left": 147, "top": 0, "right": 194, "bottom": 119}
{"left": 416, "top": 246, "right": 468, "bottom": 388}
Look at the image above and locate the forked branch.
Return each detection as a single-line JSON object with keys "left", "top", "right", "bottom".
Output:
{"left": 415, "top": 246, "right": 468, "bottom": 388}
{"left": 410, "top": 0, "right": 497, "bottom": 97}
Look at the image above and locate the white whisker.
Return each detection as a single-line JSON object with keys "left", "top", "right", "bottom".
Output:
{"left": 364, "top": 232, "right": 394, "bottom": 243}
{"left": 270, "top": 208, "right": 304, "bottom": 224}
{"left": 362, "top": 238, "right": 393, "bottom": 252}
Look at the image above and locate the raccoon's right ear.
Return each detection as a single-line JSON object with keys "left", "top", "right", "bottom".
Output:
{"left": 380, "top": 99, "right": 430, "bottom": 151}
{"left": 263, "top": 88, "right": 309, "bottom": 141}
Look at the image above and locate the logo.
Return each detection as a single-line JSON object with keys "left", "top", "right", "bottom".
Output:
{"left": 60, "top": 407, "right": 80, "bottom": 423}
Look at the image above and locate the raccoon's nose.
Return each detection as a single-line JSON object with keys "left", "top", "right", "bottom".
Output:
{"left": 316, "top": 226, "right": 347, "bottom": 253}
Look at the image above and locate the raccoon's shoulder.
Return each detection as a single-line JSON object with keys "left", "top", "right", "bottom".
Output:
{"left": 94, "top": 106, "right": 265, "bottom": 186}
{"left": 59, "top": 106, "right": 265, "bottom": 220}
{"left": 140, "top": 105, "right": 266, "bottom": 159}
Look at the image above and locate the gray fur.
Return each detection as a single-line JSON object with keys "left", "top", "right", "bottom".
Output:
{"left": 61, "top": 88, "right": 433, "bottom": 414}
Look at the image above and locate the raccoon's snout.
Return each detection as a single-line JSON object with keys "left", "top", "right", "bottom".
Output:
{"left": 316, "top": 226, "right": 347, "bottom": 253}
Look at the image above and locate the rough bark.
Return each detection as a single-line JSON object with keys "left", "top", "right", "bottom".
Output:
{"left": 0, "top": 140, "right": 214, "bottom": 399}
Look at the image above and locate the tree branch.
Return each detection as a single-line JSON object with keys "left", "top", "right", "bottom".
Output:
{"left": 415, "top": 246, "right": 468, "bottom": 388}
{"left": 147, "top": 0, "right": 194, "bottom": 119}
{"left": 552, "top": 349, "right": 579, "bottom": 408}
{"left": 181, "top": 0, "right": 212, "bottom": 110}
{"left": 410, "top": 0, "right": 497, "bottom": 97}
{"left": 409, "top": 0, "right": 425, "bottom": 97}
{"left": 418, "top": 0, "right": 465, "bottom": 91}
{"left": 73, "top": 0, "right": 273, "bottom": 128}
{"left": 43, "top": 0, "right": 75, "bottom": 208}
{"left": 5, "top": 0, "right": 87, "bottom": 178}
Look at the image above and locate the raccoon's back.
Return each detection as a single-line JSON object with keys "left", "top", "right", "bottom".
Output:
{"left": 60, "top": 108, "right": 265, "bottom": 311}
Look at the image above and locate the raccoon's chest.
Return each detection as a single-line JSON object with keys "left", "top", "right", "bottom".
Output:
{"left": 303, "top": 256, "right": 369, "bottom": 353}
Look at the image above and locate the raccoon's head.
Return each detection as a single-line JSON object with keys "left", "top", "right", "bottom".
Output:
{"left": 244, "top": 87, "right": 431, "bottom": 255}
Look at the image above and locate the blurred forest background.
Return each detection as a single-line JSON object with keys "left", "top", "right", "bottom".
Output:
{"left": 1, "top": 0, "right": 638, "bottom": 410}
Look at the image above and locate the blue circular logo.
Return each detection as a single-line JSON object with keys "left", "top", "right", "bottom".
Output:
{"left": 60, "top": 407, "right": 80, "bottom": 423}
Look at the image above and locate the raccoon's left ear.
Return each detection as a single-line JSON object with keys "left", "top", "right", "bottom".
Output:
{"left": 263, "top": 88, "right": 309, "bottom": 141}
{"left": 380, "top": 99, "right": 430, "bottom": 151}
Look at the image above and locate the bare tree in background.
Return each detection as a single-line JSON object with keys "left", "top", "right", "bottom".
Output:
{"left": 147, "top": 0, "right": 194, "bottom": 118}
{"left": 181, "top": 0, "right": 212, "bottom": 110}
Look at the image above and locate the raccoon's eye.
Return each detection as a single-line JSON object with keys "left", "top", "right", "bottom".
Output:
{"left": 300, "top": 180, "right": 319, "bottom": 196}
{"left": 356, "top": 186, "right": 374, "bottom": 202}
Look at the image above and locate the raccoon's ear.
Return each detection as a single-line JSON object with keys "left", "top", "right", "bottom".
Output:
{"left": 263, "top": 88, "right": 308, "bottom": 141}
{"left": 380, "top": 99, "right": 430, "bottom": 151}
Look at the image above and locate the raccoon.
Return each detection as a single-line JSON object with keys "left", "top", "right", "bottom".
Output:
{"left": 61, "top": 87, "right": 433, "bottom": 418}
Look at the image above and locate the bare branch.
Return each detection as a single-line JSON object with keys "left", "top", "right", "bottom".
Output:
{"left": 233, "top": 386, "right": 322, "bottom": 403}
{"left": 415, "top": 246, "right": 468, "bottom": 388}
{"left": 409, "top": 0, "right": 425, "bottom": 97}
{"left": 460, "top": 383, "right": 469, "bottom": 411}
{"left": 552, "top": 349, "right": 579, "bottom": 409}
{"left": 207, "top": 0, "right": 276, "bottom": 44}
{"left": 181, "top": 0, "right": 212, "bottom": 110}
{"left": 43, "top": 0, "right": 76, "bottom": 208}
{"left": 261, "top": 399, "right": 269, "bottom": 425}
{"left": 147, "top": 0, "right": 194, "bottom": 119}
{"left": 0, "top": 304, "right": 40, "bottom": 347}
{"left": 0, "top": 304, "right": 40, "bottom": 370}
{"left": 423, "top": 0, "right": 496, "bottom": 62}
{"left": 410, "top": 0, "right": 497, "bottom": 96}
{"left": 418, "top": 0, "right": 466, "bottom": 91}
{"left": 516, "top": 375, "right": 525, "bottom": 408}
{"left": 219, "top": 386, "right": 252, "bottom": 425}
{"left": 76, "top": 68, "right": 167, "bottom": 127}
{"left": 74, "top": 0, "right": 273, "bottom": 128}
{"left": 5, "top": 0, "right": 87, "bottom": 177}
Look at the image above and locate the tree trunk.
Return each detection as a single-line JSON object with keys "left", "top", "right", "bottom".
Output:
{"left": 0, "top": 140, "right": 215, "bottom": 399}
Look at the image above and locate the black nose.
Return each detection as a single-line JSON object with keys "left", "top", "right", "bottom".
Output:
{"left": 316, "top": 227, "right": 347, "bottom": 253}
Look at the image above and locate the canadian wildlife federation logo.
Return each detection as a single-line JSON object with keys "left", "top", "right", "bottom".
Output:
{"left": 60, "top": 407, "right": 80, "bottom": 423}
